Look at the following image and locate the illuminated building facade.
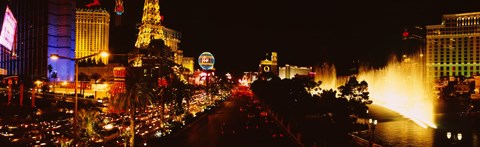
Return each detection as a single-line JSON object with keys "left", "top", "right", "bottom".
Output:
{"left": 132, "top": 0, "right": 194, "bottom": 80}
{"left": 135, "top": 0, "right": 183, "bottom": 65}
{"left": 240, "top": 72, "right": 259, "bottom": 86}
{"left": 76, "top": 9, "right": 109, "bottom": 64}
{"left": 0, "top": 0, "right": 75, "bottom": 81}
{"left": 279, "top": 64, "right": 312, "bottom": 79}
{"left": 259, "top": 52, "right": 278, "bottom": 75}
{"left": 427, "top": 12, "right": 480, "bottom": 78}
{"left": 182, "top": 57, "right": 194, "bottom": 74}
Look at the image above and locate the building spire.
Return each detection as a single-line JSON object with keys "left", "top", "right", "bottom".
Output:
{"left": 135, "top": 0, "right": 167, "bottom": 49}
{"left": 140, "top": 0, "right": 161, "bottom": 26}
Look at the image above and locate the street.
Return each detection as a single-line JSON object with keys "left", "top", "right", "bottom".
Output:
{"left": 152, "top": 95, "right": 298, "bottom": 147}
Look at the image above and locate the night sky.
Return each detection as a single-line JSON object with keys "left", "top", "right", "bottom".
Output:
{"left": 81, "top": 0, "right": 480, "bottom": 75}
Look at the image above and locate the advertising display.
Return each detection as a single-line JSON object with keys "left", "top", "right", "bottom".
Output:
{"left": 198, "top": 52, "right": 215, "bottom": 70}
{"left": 0, "top": 6, "right": 17, "bottom": 51}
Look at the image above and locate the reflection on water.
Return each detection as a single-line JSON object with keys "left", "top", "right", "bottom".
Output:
{"left": 369, "top": 105, "right": 480, "bottom": 147}
{"left": 375, "top": 119, "right": 434, "bottom": 146}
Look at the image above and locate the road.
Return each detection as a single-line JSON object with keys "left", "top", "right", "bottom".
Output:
{"left": 152, "top": 95, "right": 299, "bottom": 147}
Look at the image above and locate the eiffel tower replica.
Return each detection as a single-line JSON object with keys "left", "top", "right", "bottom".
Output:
{"left": 133, "top": 0, "right": 182, "bottom": 66}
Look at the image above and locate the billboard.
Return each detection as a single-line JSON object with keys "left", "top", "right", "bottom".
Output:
{"left": 0, "top": 6, "right": 17, "bottom": 51}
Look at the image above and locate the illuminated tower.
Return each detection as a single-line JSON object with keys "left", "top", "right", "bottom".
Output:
{"left": 76, "top": 9, "right": 110, "bottom": 64}
{"left": 401, "top": 26, "right": 425, "bottom": 60}
{"left": 135, "top": 0, "right": 180, "bottom": 51}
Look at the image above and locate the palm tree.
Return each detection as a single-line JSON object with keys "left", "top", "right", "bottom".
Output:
{"left": 77, "top": 108, "right": 102, "bottom": 145}
{"left": 90, "top": 73, "right": 102, "bottom": 83}
{"left": 51, "top": 72, "right": 58, "bottom": 93}
{"left": 78, "top": 72, "right": 90, "bottom": 96}
{"left": 110, "top": 66, "right": 156, "bottom": 147}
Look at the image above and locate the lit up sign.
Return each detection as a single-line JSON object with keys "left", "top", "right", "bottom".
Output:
{"left": 263, "top": 65, "right": 270, "bottom": 72}
{"left": 0, "top": 6, "right": 17, "bottom": 51}
{"left": 198, "top": 52, "right": 215, "bottom": 70}
{"left": 115, "top": 0, "right": 124, "bottom": 15}
{"left": 92, "top": 84, "right": 109, "bottom": 92}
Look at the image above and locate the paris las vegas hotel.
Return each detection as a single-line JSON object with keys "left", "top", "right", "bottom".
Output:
{"left": 427, "top": 12, "right": 480, "bottom": 78}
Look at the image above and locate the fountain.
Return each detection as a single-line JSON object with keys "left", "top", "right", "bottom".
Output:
{"left": 315, "top": 54, "right": 437, "bottom": 129}
{"left": 314, "top": 63, "right": 347, "bottom": 90}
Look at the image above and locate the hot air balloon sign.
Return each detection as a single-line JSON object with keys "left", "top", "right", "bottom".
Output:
{"left": 198, "top": 52, "right": 215, "bottom": 70}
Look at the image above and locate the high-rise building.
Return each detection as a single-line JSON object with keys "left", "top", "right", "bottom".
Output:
{"left": 279, "top": 64, "right": 313, "bottom": 79}
{"left": 76, "top": 8, "right": 110, "bottom": 64}
{"left": 426, "top": 12, "right": 480, "bottom": 78}
{"left": 0, "top": 0, "right": 75, "bottom": 81}
{"left": 135, "top": 0, "right": 183, "bottom": 64}
{"left": 402, "top": 26, "right": 426, "bottom": 60}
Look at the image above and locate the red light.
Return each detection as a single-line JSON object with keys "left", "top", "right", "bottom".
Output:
{"left": 402, "top": 31, "right": 409, "bottom": 37}
{"left": 272, "top": 134, "right": 276, "bottom": 138}
{"left": 86, "top": 0, "right": 101, "bottom": 8}
{"left": 280, "top": 134, "right": 284, "bottom": 138}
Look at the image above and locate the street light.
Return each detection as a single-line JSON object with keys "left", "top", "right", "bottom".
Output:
{"left": 446, "top": 131, "right": 463, "bottom": 144}
{"left": 50, "top": 51, "right": 109, "bottom": 142}
{"left": 368, "top": 119, "right": 377, "bottom": 147}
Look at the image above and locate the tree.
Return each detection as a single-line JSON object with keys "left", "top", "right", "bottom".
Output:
{"left": 51, "top": 72, "right": 58, "bottom": 93}
{"left": 47, "top": 64, "right": 53, "bottom": 77}
{"left": 86, "top": 58, "right": 94, "bottom": 67}
{"left": 90, "top": 73, "right": 102, "bottom": 84}
{"left": 78, "top": 72, "right": 90, "bottom": 96}
{"left": 337, "top": 76, "right": 370, "bottom": 118}
{"left": 110, "top": 66, "right": 156, "bottom": 147}
{"left": 96, "top": 59, "right": 106, "bottom": 67}
{"left": 77, "top": 108, "right": 103, "bottom": 145}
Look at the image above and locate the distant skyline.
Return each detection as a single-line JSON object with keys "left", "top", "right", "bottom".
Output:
{"left": 80, "top": 0, "right": 480, "bottom": 75}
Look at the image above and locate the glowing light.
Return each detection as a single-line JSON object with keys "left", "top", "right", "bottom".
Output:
{"left": 115, "top": 0, "right": 124, "bottom": 15}
{"left": 316, "top": 53, "right": 437, "bottom": 129}
{"left": 100, "top": 51, "right": 109, "bottom": 57}
{"left": 50, "top": 54, "right": 59, "bottom": 60}
{"left": 358, "top": 53, "right": 437, "bottom": 129}
{"left": 198, "top": 52, "right": 215, "bottom": 70}
{"left": 104, "top": 124, "right": 114, "bottom": 130}
{"left": 0, "top": 6, "right": 17, "bottom": 51}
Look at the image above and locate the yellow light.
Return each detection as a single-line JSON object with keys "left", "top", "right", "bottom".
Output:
{"left": 35, "top": 80, "right": 42, "bottom": 86}
{"left": 100, "top": 51, "right": 109, "bottom": 57}
{"left": 50, "top": 54, "right": 59, "bottom": 60}
{"left": 356, "top": 52, "right": 437, "bottom": 129}
{"left": 104, "top": 124, "right": 114, "bottom": 130}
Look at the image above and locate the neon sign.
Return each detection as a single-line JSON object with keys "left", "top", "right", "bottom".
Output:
{"left": 115, "top": 0, "right": 124, "bottom": 15}
{"left": 0, "top": 6, "right": 17, "bottom": 51}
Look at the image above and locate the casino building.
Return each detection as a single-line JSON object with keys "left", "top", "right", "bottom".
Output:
{"left": 0, "top": 0, "right": 76, "bottom": 81}
{"left": 259, "top": 52, "right": 278, "bottom": 75}
{"left": 426, "top": 12, "right": 480, "bottom": 78}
